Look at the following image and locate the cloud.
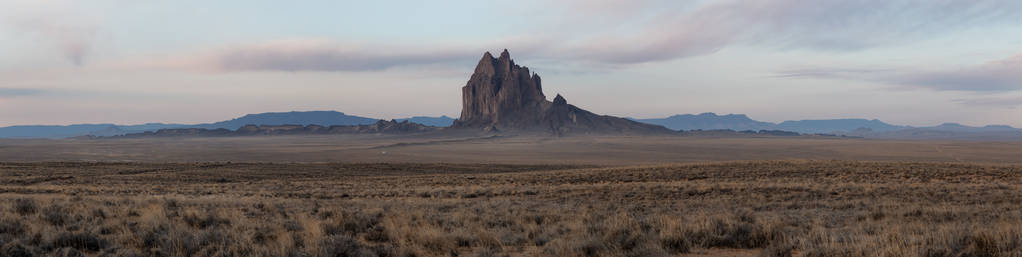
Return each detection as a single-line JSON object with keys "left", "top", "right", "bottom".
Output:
{"left": 209, "top": 41, "right": 475, "bottom": 72}
{"left": 125, "top": 39, "right": 555, "bottom": 72}
{"left": 773, "top": 68, "right": 892, "bottom": 79}
{"left": 17, "top": 20, "right": 96, "bottom": 66}
{"left": 777, "top": 54, "right": 1022, "bottom": 92}
{"left": 4, "top": 2, "right": 99, "bottom": 66}
{"left": 955, "top": 96, "right": 1022, "bottom": 108}
{"left": 0, "top": 88, "right": 44, "bottom": 97}
{"left": 552, "top": 0, "right": 1022, "bottom": 64}
{"left": 892, "top": 55, "right": 1022, "bottom": 91}
{"left": 86, "top": 0, "right": 1022, "bottom": 72}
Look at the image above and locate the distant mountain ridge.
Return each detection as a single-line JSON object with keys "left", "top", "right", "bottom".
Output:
{"left": 114, "top": 120, "right": 440, "bottom": 138}
{"left": 0, "top": 123, "right": 192, "bottom": 139}
{"left": 775, "top": 119, "right": 906, "bottom": 134}
{"left": 3, "top": 110, "right": 1020, "bottom": 140}
{"left": 631, "top": 113, "right": 773, "bottom": 131}
{"left": 633, "top": 112, "right": 1021, "bottom": 139}
{"left": 0, "top": 111, "right": 454, "bottom": 139}
{"left": 195, "top": 111, "right": 379, "bottom": 130}
{"left": 634, "top": 113, "right": 909, "bottom": 133}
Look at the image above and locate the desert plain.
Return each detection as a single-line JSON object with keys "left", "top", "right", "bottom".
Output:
{"left": 1, "top": 134, "right": 1021, "bottom": 257}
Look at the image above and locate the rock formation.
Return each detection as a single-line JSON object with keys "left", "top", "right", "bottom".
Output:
{"left": 452, "top": 50, "right": 672, "bottom": 135}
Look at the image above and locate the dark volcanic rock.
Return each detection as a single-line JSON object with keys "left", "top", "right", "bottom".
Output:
{"left": 452, "top": 50, "right": 671, "bottom": 135}
{"left": 456, "top": 49, "right": 546, "bottom": 129}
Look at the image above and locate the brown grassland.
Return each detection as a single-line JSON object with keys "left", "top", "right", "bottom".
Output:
{"left": 2, "top": 135, "right": 1021, "bottom": 164}
{"left": 1, "top": 159, "right": 1022, "bottom": 257}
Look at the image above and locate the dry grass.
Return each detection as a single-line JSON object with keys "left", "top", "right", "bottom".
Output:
{"left": 4, "top": 135, "right": 1022, "bottom": 164}
{"left": 0, "top": 161, "right": 1021, "bottom": 256}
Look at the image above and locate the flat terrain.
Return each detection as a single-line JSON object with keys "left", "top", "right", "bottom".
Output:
{"left": 2, "top": 134, "right": 1021, "bottom": 164}
{"left": 1, "top": 161, "right": 1021, "bottom": 256}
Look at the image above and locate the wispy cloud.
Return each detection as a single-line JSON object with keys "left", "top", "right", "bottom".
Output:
{"left": 208, "top": 41, "right": 476, "bottom": 72}
{"left": 549, "top": 0, "right": 1022, "bottom": 64}
{"left": 955, "top": 96, "right": 1022, "bottom": 108}
{"left": 123, "top": 39, "right": 554, "bottom": 72}
{"left": 73, "top": 0, "right": 1022, "bottom": 72}
{"left": 773, "top": 68, "right": 892, "bottom": 79}
{"left": 892, "top": 55, "right": 1022, "bottom": 91}
{"left": 777, "top": 54, "right": 1022, "bottom": 92}
{"left": 3, "top": 1, "right": 99, "bottom": 66}
{"left": 0, "top": 88, "right": 44, "bottom": 97}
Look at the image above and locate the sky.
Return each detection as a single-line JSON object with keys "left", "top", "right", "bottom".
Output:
{"left": 2, "top": 0, "right": 1022, "bottom": 127}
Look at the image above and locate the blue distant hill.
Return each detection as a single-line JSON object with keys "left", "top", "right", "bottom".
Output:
{"left": 0, "top": 111, "right": 455, "bottom": 138}
{"left": 4, "top": 111, "right": 1018, "bottom": 139}
{"left": 633, "top": 113, "right": 773, "bottom": 131}
{"left": 196, "top": 111, "right": 378, "bottom": 130}
{"left": 0, "top": 124, "right": 121, "bottom": 139}
{"left": 774, "top": 119, "right": 906, "bottom": 134}
{"left": 0, "top": 123, "right": 191, "bottom": 139}
{"left": 632, "top": 112, "right": 1021, "bottom": 137}
{"left": 633, "top": 113, "right": 906, "bottom": 133}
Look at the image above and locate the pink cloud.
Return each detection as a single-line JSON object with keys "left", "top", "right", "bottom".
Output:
{"left": 11, "top": 17, "right": 98, "bottom": 66}
{"left": 777, "top": 54, "right": 1022, "bottom": 92}
{"left": 122, "top": 38, "right": 555, "bottom": 73}
{"left": 99, "top": 0, "right": 1022, "bottom": 72}
{"left": 895, "top": 54, "right": 1022, "bottom": 91}
{"left": 552, "top": 0, "right": 1022, "bottom": 64}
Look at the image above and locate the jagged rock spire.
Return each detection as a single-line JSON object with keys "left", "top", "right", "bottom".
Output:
{"left": 453, "top": 50, "right": 672, "bottom": 134}
{"left": 457, "top": 50, "right": 545, "bottom": 128}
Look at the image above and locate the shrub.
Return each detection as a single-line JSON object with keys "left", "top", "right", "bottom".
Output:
{"left": 48, "top": 232, "right": 107, "bottom": 252}
{"left": 12, "top": 199, "right": 37, "bottom": 216}
{"left": 364, "top": 225, "right": 390, "bottom": 243}
{"left": 249, "top": 226, "right": 277, "bottom": 245}
{"left": 965, "top": 233, "right": 999, "bottom": 257}
{"left": 472, "top": 247, "right": 508, "bottom": 257}
{"left": 659, "top": 234, "right": 690, "bottom": 254}
{"left": 0, "top": 219, "right": 25, "bottom": 236}
{"left": 41, "top": 204, "right": 70, "bottom": 226}
{"left": 759, "top": 242, "right": 794, "bottom": 257}
{"left": 341, "top": 211, "right": 382, "bottom": 235}
{"left": 110, "top": 248, "right": 144, "bottom": 257}
{"left": 3, "top": 242, "right": 35, "bottom": 257}
{"left": 322, "top": 223, "right": 344, "bottom": 236}
{"left": 283, "top": 220, "right": 303, "bottom": 232}
{"left": 688, "top": 217, "right": 769, "bottom": 249}
{"left": 52, "top": 247, "right": 85, "bottom": 257}
{"left": 318, "top": 235, "right": 376, "bottom": 257}
{"left": 181, "top": 212, "right": 230, "bottom": 229}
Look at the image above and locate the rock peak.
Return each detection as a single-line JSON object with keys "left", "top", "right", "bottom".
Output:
{"left": 453, "top": 50, "right": 672, "bottom": 135}
{"left": 457, "top": 50, "right": 545, "bottom": 129}
{"left": 553, "top": 94, "right": 567, "bottom": 105}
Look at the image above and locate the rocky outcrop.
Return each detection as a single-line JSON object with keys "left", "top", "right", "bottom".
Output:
{"left": 455, "top": 49, "right": 547, "bottom": 129}
{"left": 113, "top": 120, "right": 439, "bottom": 138}
{"left": 452, "top": 50, "right": 672, "bottom": 135}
